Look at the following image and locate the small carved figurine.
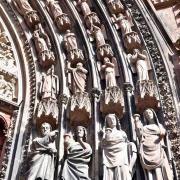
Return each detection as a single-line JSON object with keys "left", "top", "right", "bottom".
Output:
{"left": 33, "top": 25, "right": 55, "bottom": 66}
{"left": 12, "top": 0, "right": 40, "bottom": 28}
{"left": 102, "top": 114, "right": 137, "bottom": 180}
{"left": 26, "top": 122, "right": 58, "bottom": 180}
{"left": 134, "top": 109, "right": 173, "bottom": 180}
{"left": 64, "top": 30, "right": 78, "bottom": 51}
{"left": 128, "top": 49, "right": 151, "bottom": 82}
{"left": 101, "top": 57, "right": 117, "bottom": 88}
{"left": 67, "top": 62, "right": 88, "bottom": 94}
{"left": 62, "top": 126, "right": 92, "bottom": 180}
{"left": 39, "top": 65, "right": 59, "bottom": 100}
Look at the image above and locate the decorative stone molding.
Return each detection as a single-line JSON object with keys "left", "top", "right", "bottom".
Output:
{"left": 69, "top": 92, "right": 91, "bottom": 127}
{"left": 100, "top": 86, "right": 124, "bottom": 118}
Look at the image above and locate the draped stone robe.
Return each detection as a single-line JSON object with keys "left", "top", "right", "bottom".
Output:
{"left": 62, "top": 141, "right": 92, "bottom": 180}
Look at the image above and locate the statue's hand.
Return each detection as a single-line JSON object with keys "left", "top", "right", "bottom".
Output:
{"left": 49, "top": 148, "right": 57, "bottom": 154}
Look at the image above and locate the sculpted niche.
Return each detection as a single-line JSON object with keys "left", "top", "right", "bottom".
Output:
{"left": 62, "top": 126, "right": 92, "bottom": 180}
{"left": 102, "top": 114, "right": 137, "bottom": 180}
{"left": 134, "top": 109, "right": 173, "bottom": 180}
{"left": 26, "top": 122, "right": 58, "bottom": 180}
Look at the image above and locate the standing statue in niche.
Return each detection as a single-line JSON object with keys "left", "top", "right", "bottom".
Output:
{"left": 26, "top": 122, "right": 58, "bottom": 180}
{"left": 67, "top": 62, "right": 88, "bottom": 94}
{"left": 64, "top": 30, "right": 78, "bottom": 51}
{"left": 101, "top": 57, "right": 117, "bottom": 88}
{"left": 133, "top": 109, "right": 173, "bottom": 180}
{"left": 76, "top": 0, "right": 92, "bottom": 17}
{"left": 46, "top": 0, "right": 71, "bottom": 32}
{"left": 39, "top": 65, "right": 59, "bottom": 100}
{"left": 128, "top": 49, "right": 151, "bottom": 82}
{"left": 12, "top": 0, "right": 40, "bottom": 28}
{"left": 62, "top": 126, "right": 92, "bottom": 180}
{"left": 91, "top": 24, "right": 106, "bottom": 48}
{"left": 33, "top": 25, "right": 55, "bottom": 66}
{"left": 102, "top": 114, "right": 137, "bottom": 180}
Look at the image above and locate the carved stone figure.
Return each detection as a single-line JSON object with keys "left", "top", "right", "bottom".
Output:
{"left": 39, "top": 65, "right": 59, "bottom": 100}
{"left": 64, "top": 30, "right": 78, "bottom": 51}
{"left": 0, "top": 75, "right": 16, "bottom": 101}
{"left": 101, "top": 57, "right": 117, "bottom": 88}
{"left": 12, "top": 0, "right": 40, "bottom": 28}
{"left": 67, "top": 62, "right": 88, "bottom": 94}
{"left": 47, "top": 0, "right": 71, "bottom": 32}
{"left": 128, "top": 49, "right": 151, "bottom": 82}
{"left": 106, "top": 0, "right": 125, "bottom": 15}
{"left": 91, "top": 24, "right": 106, "bottom": 48}
{"left": 102, "top": 114, "right": 137, "bottom": 180}
{"left": 62, "top": 126, "right": 92, "bottom": 180}
{"left": 76, "top": 0, "right": 92, "bottom": 17}
{"left": 113, "top": 13, "right": 141, "bottom": 51}
{"left": 26, "top": 122, "right": 58, "bottom": 180}
{"left": 33, "top": 26, "right": 55, "bottom": 67}
{"left": 134, "top": 109, "right": 173, "bottom": 180}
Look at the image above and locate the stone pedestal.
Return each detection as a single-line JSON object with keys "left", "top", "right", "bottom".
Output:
{"left": 135, "top": 80, "right": 159, "bottom": 113}
{"left": 123, "top": 32, "right": 141, "bottom": 53}
{"left": 38, "top": 50, "right": 55, "bottom": 68}
{"left": 37, "top": 98, "right": 58, "bottom": 129}
{"left": 67, "top": 49, "right": 84, "bottom": 66}
{"left": 97, "top": 44, "right": 113, "bottom": 61}
{"left": 55, "top": 13, "right": 71, "bottom": 33}
{"left": 100, "top": 86, "right": 124, "bottom": 118}
{"left": 69, "top": 92, "right": 91, "bottom": 127}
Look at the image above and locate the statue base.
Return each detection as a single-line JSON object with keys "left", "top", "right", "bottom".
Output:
{"left": 69, "top": 92, "right": 91, "bottom": 127}
{"left": 55, "top": 13, "right": 71, "bottom": 33}
{"left": 67, "top": 49, "right": 84, "bottom": 66}
{"left": 97, "top": 44, "right": 114, "bottom": 61}
{"left": 100, "top": 86, "right": 124, "bottom": 118}
{"left": 37, "top": 98, "right": 58, "bottom": 129}
{"left": 39, "top": 50, "right": 55, "bottom": 67}
{"left": 135, "top": 80, "right": 159, "bottom": 113}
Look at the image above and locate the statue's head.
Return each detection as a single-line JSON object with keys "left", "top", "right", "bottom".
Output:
{"left": 74, "top": 126, "right": 87, "bottom": 142}
{"left": 105, "top": 114, "right": 117, "bottom": 129}
{"left": 77, "top": 62, "right": 83, "bottom": 68}
{"left": 143, "top": 108, "right": 156, "bottom": 125}
{"left": 40, "top": 122, "right": 52, "bottom": 136}
{"left": 103, "top": 57, "right": 110, "bottom": 64}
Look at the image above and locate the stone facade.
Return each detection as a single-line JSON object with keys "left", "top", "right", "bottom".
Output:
{"left": 0, "top": 0, "right": 179, "bottom": 180}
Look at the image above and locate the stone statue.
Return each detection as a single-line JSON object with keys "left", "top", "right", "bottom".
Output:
{"left": 64, "top": 30, "right": 78, "bottom": 51}
{"left": 106, "top": 0, "right": 125, "bottom": 15}
{"left": 91, "top": 24, "right": 106, "bottom": 48}
{"left": 39, "top": 65, "right": 59, "bottom": 100}
{"left": 102, "top": 114, "right": 137, "bottom": 180}
{"left": 46, "top": 0, "right": 71, "bottom": 32}
{"left": 67, "top": 62, "right": 88, "bottom": 94}
{"left": 128, "top": 49, "right": 151, "bottom": 82}
{"left": 0, "top": 75, "right": 16, "bottom": 101}
{"left": 134, "top": 109, "right": 173, "bottom": 180}
{"left": 113, "top": 13, "right": 133, "bottom": 35}
{"left": 101, "top": 57, "right": 117, "bottom": 88}
{"left": 62, "top": 126, "right": 92, "bottom": 180}
{"left": 33, "top": 25, "right": 55, "bottom": 66}
{"left": 26, "top": 122, "right": 58, "bottom": 180}
{"left": 76, "top": 0, "right": 92, "bottom": 17}
{"left": 12, "top": 0, "right": 40, "bottom": 28}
